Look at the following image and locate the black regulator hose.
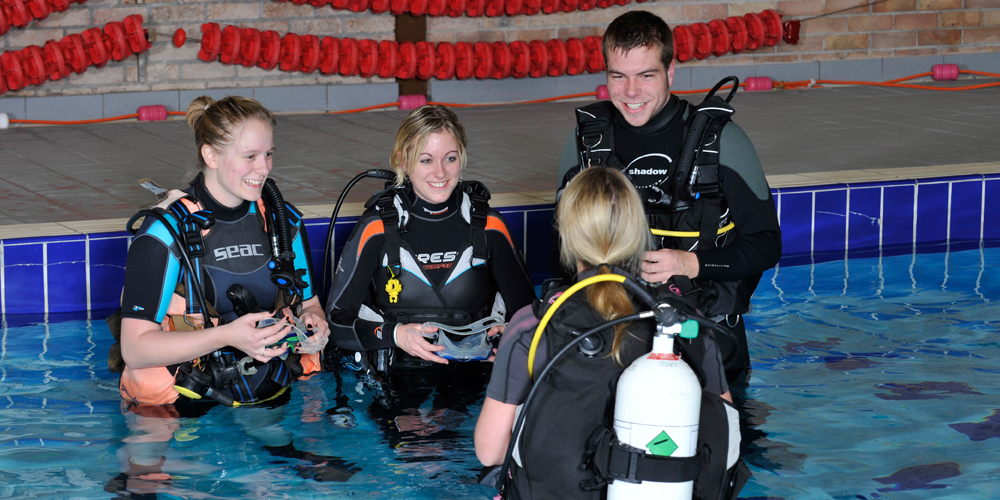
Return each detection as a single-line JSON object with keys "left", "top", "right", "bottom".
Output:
{"left": 321, "top": 169, "right": 396, "bottom": 302}
{"left": 262, "top": 179, "right": 293, "bottom": 257}
{"left": 669, "top": 76, "right": 740, "bottom": 212}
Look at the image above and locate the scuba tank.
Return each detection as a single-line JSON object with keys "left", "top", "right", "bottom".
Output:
{"left": 609, "top": 319, "right": 701, "bottom": 500}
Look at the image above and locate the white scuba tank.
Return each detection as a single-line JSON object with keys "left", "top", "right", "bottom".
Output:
{"left": 608, "top": 321, "right": 702, "bottom": 500}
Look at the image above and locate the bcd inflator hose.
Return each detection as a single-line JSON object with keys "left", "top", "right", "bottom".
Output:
{"left": 322, "top": 169, "right": 396, "bottom": 301}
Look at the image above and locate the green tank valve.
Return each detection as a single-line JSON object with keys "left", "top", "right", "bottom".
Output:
{"left": 680, "top": 319, "right": 699, "bottom": 339}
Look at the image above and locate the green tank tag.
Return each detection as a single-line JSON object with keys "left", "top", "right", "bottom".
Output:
{"left": 680, "top": 319, "right": 698, "bottom": 339}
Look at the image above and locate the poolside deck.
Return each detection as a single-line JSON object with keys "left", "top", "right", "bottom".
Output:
{"left": 2, "top": 82, "right": 1000, "bottom": 240}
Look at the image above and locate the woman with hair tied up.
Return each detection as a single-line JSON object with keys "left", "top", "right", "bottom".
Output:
{"left": 325, "top": 104, "right": 536, "bottom": 447}
{"left": 475, "top": 166, "right": 736, "bottom": 499}
{"left": 107, "top": 96, "right": 356, "bottom": 495}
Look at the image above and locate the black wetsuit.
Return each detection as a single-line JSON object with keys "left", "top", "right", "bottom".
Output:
{"left": 559, "top": 96, "right": 782, "bottom": 383}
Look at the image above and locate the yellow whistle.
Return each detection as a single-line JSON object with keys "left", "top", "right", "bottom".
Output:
{"left": 385, "top": 278, "right": 402, "bottom": 303}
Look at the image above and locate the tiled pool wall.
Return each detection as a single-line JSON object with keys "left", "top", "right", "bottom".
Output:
{"left": 2, "top": 173, "right": 999, "bottom": 324}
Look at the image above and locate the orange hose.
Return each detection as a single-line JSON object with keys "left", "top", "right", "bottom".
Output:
{"left": 327, "top": 102, "right": 398, "bottom": 114}
{"left": 10, "top": 113, "right": 140, "bottom": 125}
{"left": 430, "top": 91, "right": 598, "bottom": 107}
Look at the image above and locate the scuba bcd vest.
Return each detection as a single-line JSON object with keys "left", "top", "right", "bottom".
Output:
{"left": 108, "top": 179, "right": 316, "bottom": 405}
{"left": 502, "top": 274, "right": 750, "bottom": 500}
{"left": 573, "top": 76, "right": 739, "bottom": 255}
{"left": 360, "top": 180, "right": 502, "bottom": 372}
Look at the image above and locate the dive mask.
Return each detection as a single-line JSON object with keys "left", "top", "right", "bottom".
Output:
{"left": 422, "top": 316, "right": 505, "bottom": 362}
{"left": 260, "top": 315, "right": 327, "bottom": 354}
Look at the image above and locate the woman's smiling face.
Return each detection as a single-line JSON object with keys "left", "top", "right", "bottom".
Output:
{"left": 202, "top": 119, "right": 275, "bottom": 207}
{"left": 408, "top": 130, "right": 462, "bottom": 204}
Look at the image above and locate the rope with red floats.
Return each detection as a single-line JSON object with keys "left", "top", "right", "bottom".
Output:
{"left": 0, "top": 0, "right": 86, "bottom": 36}
{"left": 272, "top": 0, "right": 645, "bottom": 17}
{"left": 0, "top": 14, "right": 151, "bottom": 94}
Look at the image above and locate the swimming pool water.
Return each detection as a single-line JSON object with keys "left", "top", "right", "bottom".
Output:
{"left": 1, "top": 245, "right": 998, "bottom": 499}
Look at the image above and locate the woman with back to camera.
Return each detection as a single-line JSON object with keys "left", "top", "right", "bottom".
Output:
{"left": 475, "top": 166, "right": 745, "bottom": 499}
{"left": 107, "top": 96, "right": 356, "bottom": 493}
{"left": 325, "top": 104, "right": 536, "bottom": 445}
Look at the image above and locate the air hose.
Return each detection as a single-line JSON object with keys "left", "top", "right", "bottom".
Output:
{"left": 321, "top": 169, "right": 396, "bottom": 301}
{"left": 261, "top": 179, "right": 310, "bottom": 294}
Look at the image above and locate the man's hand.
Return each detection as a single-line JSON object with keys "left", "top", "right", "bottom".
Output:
{"left": 641, "top": 248, "right": 699, "bottom": 283}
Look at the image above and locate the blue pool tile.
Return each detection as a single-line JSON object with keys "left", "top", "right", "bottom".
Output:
{"left": 525, "top": 208, "right": 555, "bottom": 286}
{"left": 847, "top": 186, "right": 882, "bottom": 256}
{"left": 881, "top": 183, "right": 916, "bottom": 248}
{"left": 983, "top": 178, "right": 1000, "bottom": 241}
{"left": 813, "top": 188, "right": 847, "bottom": 256}
{"left": 949, "top": 179, "right": 984, "bottom": 242}
{"left": 304, "top": 220, "right": 329, "bottom": 282}
{"left": 330, "top": 218, "right": 361, "bottom": 267}
{"left": 778, "top": 191, "right": 814, "bottom": 256}
{"left": 915, "top": 181, "right": 949, "bottom": 245}
{"left": 496, "top": 208, "right": 527, "bottom": 256}
{"left": 89, "top": 237, "right": 129, "bottom": 312}
{"left": 47, "top": 240, "right": 87, "bottom": 314}
{"left": 3, "top": 244, "right": 45, "bottom": 315}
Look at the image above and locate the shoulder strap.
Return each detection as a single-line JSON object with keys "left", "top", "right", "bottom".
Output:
{"left": 462, "top": 181, "right": 491, "bottom": 268}
{"left": 166, "top": 196, "right": 215, "bottom": 316}
{"left": 575, "top": 101, "right": 620, "bottom": 170}
{"left": 374, "top": 188, "right": 403, "bottom": 269}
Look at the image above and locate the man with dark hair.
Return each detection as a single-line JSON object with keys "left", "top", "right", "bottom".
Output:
{"left": 556, "top": 10, "right": 782, "bottom": 386}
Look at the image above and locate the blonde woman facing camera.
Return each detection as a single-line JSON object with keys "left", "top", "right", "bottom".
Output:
{"left": 475, "top": 167, "right": 743, "bottom": 500}
{"left": 325, "top": 105, "right": 535, "bottom": 399}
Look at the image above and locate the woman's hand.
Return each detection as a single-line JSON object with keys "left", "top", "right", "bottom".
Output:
{"left": 395, "top": 323, "right": 447, "bottom": 364}
{"left": 224, "top": 311, "right": 290, "bottom": 362}
{"left": 298, "top": 297, "right": 330, "bottom": 351}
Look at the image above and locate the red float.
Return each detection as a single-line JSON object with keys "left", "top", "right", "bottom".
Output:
{"left": 219, "top": 24, "right": 242, "bottom": 65}
{"left": 358, "top": 39, "right": 378, "bottom": 77}
{"left": 454, "top": 41, "right": 474, "bottom": 80}
{"left": 42, "top": 40, "right": 70, "bottom": 80}
{"left": 760, "top": 9, "right": 782, "bottom": 46}
{"left": 396, "top": 41, "right": 417, "bottom": 79}
{"left": 672, "top": 24, "right": 694, "bottom": 63}
{"left": 60, "top": 34, "right": 87, "bottom": 74}
{"left": 484, "top": 0, "right": 503, "bottom": 16}
{"left": 137, "top": 105, "right": 168, "bottom": 121}
{"left": 370, "top": 0, "right": 390, "bottom": 13}
{"left": 339, "top": 37, "right": 359, "bottom": 76}
{"left": 172, "top": 29, "right": 186, "bottom": 48}
{"left": 81, "top": 27, "right": 109, "bottom": 68}
{"left": 389, "top": 0, "right": 408, "bottom": 15}
{"left": 594, "top": 0, "right": 613, "bottom": 8}
{"left": 1, "top": 51, "right": 27, "bottom": 91}
{"left": 279, "top": 33, "right": 302, "bottom": 71}
{"left": 504, "top": 0, "right": 522, "bottom": 15}
{"left": 435, "top": 41, "right": 455, "bottom": 80}
{"left": 330, "top": 0, "right": 349, "bottom": 7}
{"left": 378, "top": 40, "right": 399, "bottom": 78}
{"left": 409, "top": 0, "right": 428, "bottom": 15}
{"left": 540, "top": 0, "right": 559, "bottom": 14}
{"left": 473, "top": 41, "right": 492, "bottom": 79}
{"left": 415, "top": 40, "right": 435, "bottom": 80}
{"left": 707, "top": 19, "right": 731, "bottom": 57}
{"left": 490, "top": 41, "right": 511, "bottom": 79}
{"left": 521, "top": 0, "right": 541, "bottom": 14}
{"left": 932, "top": 63, "right": 959, "bottom": 81}
{"left": 782, "top": 20, "right": 800, "bottom": 45}
{"left": 319, "top": 36, "right": 340, "bottom": 75}
{"left": 300, "top": 34, "right": 321, "bottom": 73}
{"left": 744, "top": 76, "right": 772, "bottom": 91}
{"left": 105, "top": 21, "right": 133, "bottom": 61}
{"left": 726, "top": 16, "right": 748, "bottom": 54}
{"left": 239, "top": 28, "right": 261, "bottom": 67}
{"left": 348, "top": 0, "right": 370, "bottom": 11}
{"left": 20, "top": 45, "right": 47, "bottom": 86}
{"left": 689, "top": 22, "right": 711, "bottom": 60}
{"left": 577, "top": 0, "right": 596, "bottom": 10}
{"left": 583, "top": 35, "right": 603, "bottom": 73}
{"left": 565, "top": 37, "right": 586, "bottom": 75}
{"left": 560, "top": 0, "right": 577, "bottom": 12}
{"left": 123, "top": 14, "right": 150, "bottom": 53}
{"left": 527, "top": 39, "right": 548, "bottom": 78}
{"left": 509, "top": 40, "right": 529, "bottom": 78}
{"left": 743, "top": 12, "right": 765, "bottom": 51}
{"left": 257, "top": 30, "right": 281, "bottom": 70}
{"left": 199, "top": 23, "right": 223, "bottom": 62}
{"left": 444, "top": 0, "right": 466, "bottom": 16}
{"left": 26, "top": 0, "right": 48, "bottom": 18}
{"left": 427, "top": 0, "right": 447, "bottom": 15}
{"left": 7, "top": 0, "right": 31, "bottom": 29}
{"left": 546, "top": 39, "right": 567, "bottom": 77}
{"left": 465, "top": 0, "right": 486, "bottom": 16}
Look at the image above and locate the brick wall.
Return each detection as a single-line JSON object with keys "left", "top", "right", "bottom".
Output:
{"left": 1, "top": 0, "right": 998, "bottom": 98}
